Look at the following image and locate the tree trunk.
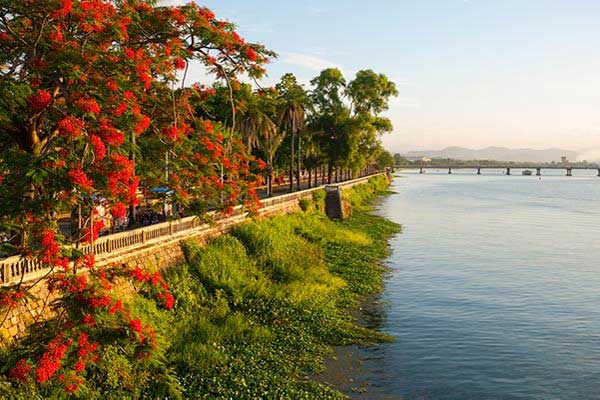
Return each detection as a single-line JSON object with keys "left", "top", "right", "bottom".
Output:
{"left": 129, "top": 131, "right": 137, "bottom": 224}
{"left": 296, "top": 131, "right": 301, "bottom": 191}
{"left": 327, "top": 164, "right": 333, "bottom": 184}
{"left": 267, "top": 162, "right": 274, "bottom": 197}
{"left": 308, "top": 168, "right": 312, "bottom": 188}
{"left": 289, "top": 124, "right": 295, "bottom": 192}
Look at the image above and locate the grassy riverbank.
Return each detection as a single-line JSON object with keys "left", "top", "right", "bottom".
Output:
{"left": 1, "top": 176, "right": 400, "bottom": 399}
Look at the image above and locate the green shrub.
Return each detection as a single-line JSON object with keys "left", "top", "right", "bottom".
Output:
{"left": 312, "top": 189, "right": 326, "bottom": 211}
{"left": 344, "top": 175, "right": 391, "bottom": 210}
{"left": 299, "top": 197, "right": 312, "bottom": 212}
{"left": 1, "top": 178, "right": 400, "bottom": 399}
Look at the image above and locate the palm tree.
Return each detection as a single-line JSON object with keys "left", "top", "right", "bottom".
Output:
{"left": 276, "top": 74, "right": 309, "bottom": 191}
{"left": 238, "top": 89, "right": 285, "bottom": 196}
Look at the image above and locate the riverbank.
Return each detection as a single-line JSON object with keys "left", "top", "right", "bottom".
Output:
{"left": 0, "top": 176, "right": 400, "bottom": 399}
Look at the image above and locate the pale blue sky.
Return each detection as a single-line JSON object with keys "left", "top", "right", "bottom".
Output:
{"left": 162, "top": 1, "right": 600, "bottom": 158}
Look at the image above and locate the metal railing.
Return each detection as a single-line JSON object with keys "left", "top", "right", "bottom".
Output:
{"left": 0, "top": 172, "right": 385, "bottom": 286}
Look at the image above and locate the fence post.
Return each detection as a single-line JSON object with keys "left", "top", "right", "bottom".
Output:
{"left": 169, "top": 222, "right": 174, "bottom": 235}
{"left": 142, "top": 230, "right": 146, "bottom": 243}
{"left": 3, "top": 263, "right": 10, "bottom": 284}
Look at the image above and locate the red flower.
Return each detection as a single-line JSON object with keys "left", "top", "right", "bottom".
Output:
{"left": 199, "top": 8, "right": 216, "bottom": 21}
{"left": 35, "top": 335, "right": 69, "bottom": 383}
{"left": 0, "top": 290, "right": 26, "bottom": 308}
{"left": 91, "top": 295, "right": 111, "bottom": 308}
{"left": 74, "top": 360, "right": 86, "bottom": 372}
{"left": 83, "top": 254, "right": 95, "bottom": 269}
{"left": 53, "top": 0, "right": 73, "bottom": 18}
{"left": 77, "top": 332, "right": 97, "bottom": 357}
{"left": 67, "top": 168, "right": 94, "bottom": 191}
{"left": 28, "top": 89, "right": 52, "bottom": 111}
{"left": 123, "top": 90, "right": 136, "bottom": 100}
{"left": 90, "top": 134, "right": 106, "bottom": 160}
{"left": 163, "top": 125, "right": 180, "bottom": 141}
{"left": 82, "top": 219, "right": 104, "bottom": 244}
{"left": 82, "top": 314, "right": 95, "bottom": 326}
{"left": 129, "top": 318, "right": 142, "bottom": 333}
{"left": 257, "top": 159, "right": 266, "bottom": 170}
{"left": 48, "top": 28, "right": 64, "bottom": 43}
{"left": 135, "top": 114, "right": 151, "bottom": 134}
{"left": 114, "top": 101, "right": 128, "bottom": 116}
{"left": 245, "top": 47, "right": 258, "bottom": 62}
{"left": 163, "top": 292, "right": 175, "bottom": 309}
{"left": 75, "top": 97, "right": 101, "bottom": 114}
{"left": 57, "top": 116, "right": 84, "bottom": 137}
{"left": 107, "top": 80, "right": 118, "bottom": 91}
{"left": 110, "top": 202, "right": 127, "bottom": 219}
{"left": 9, "top": 359, "right": 31, "bottom": 382}
{"left": 174, "top": 57, "right": 186, "bottom": 70}
{"left": 204, "top": 120, "right": 214, "bottom": 133}
{"left": 130, "top": 266, "right": 148, "bottom": 282}
{"left": 36, "top": 357, "right": 60, "bottom": 383}
{"left": 98, "top": 118, "right": 124, "bottom": 146}
{"left": 109, "top": 299, "right": 124, "bottom": 315}
{"left": 124, "top": 48, "right": 135, "bottom": 59}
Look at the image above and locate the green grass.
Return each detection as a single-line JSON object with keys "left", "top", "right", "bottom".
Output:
{"left": 0, "top": 176, "right": 401, "bottom": 399}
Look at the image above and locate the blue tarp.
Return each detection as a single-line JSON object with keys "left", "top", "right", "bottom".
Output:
{"left": 150, "top": 187, "right": 175, "bottom": 195}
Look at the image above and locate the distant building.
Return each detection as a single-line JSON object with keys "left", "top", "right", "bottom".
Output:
{"left": 561, "top": 156, "right": 568, "bottom": 164}
{"left": 421, "top": 157, "right": 431, "bottom": 162}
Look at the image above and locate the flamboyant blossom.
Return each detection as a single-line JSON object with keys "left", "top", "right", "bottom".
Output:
{"left": 28, "top": 90, "right": 53, "bottom": 111}
{"left": 0, "top": 0, "right": 271, "bottom": 394}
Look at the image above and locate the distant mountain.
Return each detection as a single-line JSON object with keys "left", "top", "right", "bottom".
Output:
{"left": 403, "top": 147, "right": 579, "bottom": 163}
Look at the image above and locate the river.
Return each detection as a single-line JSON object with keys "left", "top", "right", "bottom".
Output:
{"left": 344, "top": 169, "right": 600, "bottom": 399}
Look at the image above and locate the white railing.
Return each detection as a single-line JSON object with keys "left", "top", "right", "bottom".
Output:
{"left": 0, "top": 173, "right": 385, "bottom": 286}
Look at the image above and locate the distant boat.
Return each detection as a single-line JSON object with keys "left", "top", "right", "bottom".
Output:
{"left": 522, "top": 170, "right": 533, "bottom": 176}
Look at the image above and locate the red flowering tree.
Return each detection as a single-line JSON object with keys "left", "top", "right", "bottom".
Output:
{"left": 0, "top": 0, "right": 272, "bottom": 394}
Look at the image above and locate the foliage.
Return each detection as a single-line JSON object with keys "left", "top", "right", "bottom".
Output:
{"left": 376, "top": 148, "right": 395, "bottom": 170}
{"left": 0, "top": 261, "right": 177, "bottom": 397}
{"left": 0, "top": 1, "right": 272, "bottom": 396}
{"left": 344, "top": 175, "right": 392, "bottom": 210}
{"left": 0, "top": 0, "right": 399, "bottom": 397}
{"left": 309, "top": 68, "right": 398, "bottom": 181}
{"left": 1, "top": 178, "right": 400, "bottom": 399}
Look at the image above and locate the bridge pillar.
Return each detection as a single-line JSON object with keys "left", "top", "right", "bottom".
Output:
{"left": 506, "top": 168, "right": 511, "bottom": 175}
{"left": 566, "top": 168, "right": 572, "bottom": 177}
{"left": 448, "top": 168, "right": 452, "bottom": 174}
{"left": 419, "top": 167, "right": 424, "bottom": 174}
{"left": 597, "top": 169, "right": 600, "bottom": 177}
{"left": 536, "top": 168, "right": 541, "bottom": 176}
{"left": 477, "top": 167, "right": 481, "bottom": 175}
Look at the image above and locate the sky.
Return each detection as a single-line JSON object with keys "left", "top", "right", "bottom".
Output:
{"left": 161, "top": 0, "right": 600, "bottom": 158}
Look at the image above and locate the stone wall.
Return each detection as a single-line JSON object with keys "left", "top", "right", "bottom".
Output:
{"left": 0, "top": 174, "right": 383, "bottom": 341}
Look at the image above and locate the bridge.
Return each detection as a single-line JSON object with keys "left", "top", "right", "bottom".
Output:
{"left": 395, "top": 165, "right": 600, "bottom": 176}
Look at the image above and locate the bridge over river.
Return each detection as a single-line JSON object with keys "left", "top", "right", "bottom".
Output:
{"left": 396, "top": 165, "right": 600, "bottom": 176}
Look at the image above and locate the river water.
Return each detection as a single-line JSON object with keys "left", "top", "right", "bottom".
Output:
{"left": 347, "top": 169, "right": 600, "bottom": 400}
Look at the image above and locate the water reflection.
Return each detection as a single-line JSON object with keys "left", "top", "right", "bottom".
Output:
{"left": 339, "top": 172, "right": 600, "bottom": 399}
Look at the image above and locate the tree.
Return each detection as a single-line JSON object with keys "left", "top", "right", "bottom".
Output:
{"left": 346, "top": 69, "right": 398, "bottom": 116}
{"left": 238, "top": 88, "right": 285, "bottom": 196}
{"left": 308, "top": 68, "right": 397, "bottom": 182}
{"left": 276, "top": 73, "right": 310, "bottom": 191}
{"left": 309, "top": 68, "right": 348, "bottom": 183}
{"left": 375, "top": 148, "right": 395, "bottom": 170}
{"left": 0, "top": 1, "right": 271, "bottom": 394}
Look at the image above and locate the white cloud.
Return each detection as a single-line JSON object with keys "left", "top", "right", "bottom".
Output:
{"left": 281, "top": 52, "right": 342, "bottom": 72}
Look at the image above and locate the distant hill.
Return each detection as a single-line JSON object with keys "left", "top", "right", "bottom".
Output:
{"left": 403, "top": 147, "right": 579, "bottom": 163}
